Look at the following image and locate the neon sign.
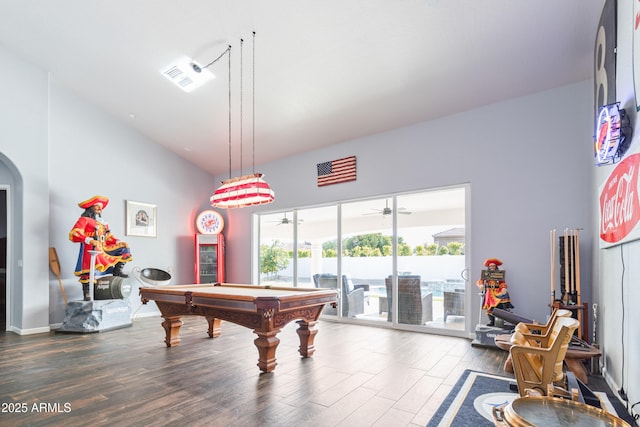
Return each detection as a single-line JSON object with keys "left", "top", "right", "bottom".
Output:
{"left": 594, "top": 103, "right": 632, "bottom": 166}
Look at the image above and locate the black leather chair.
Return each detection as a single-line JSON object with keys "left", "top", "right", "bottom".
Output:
{"left": 385, "top": 275, "right": 432, "bottom": 325}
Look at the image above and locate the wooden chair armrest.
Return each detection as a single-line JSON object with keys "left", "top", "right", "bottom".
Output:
{"left": 510, "top": 344, "right": 553, "bottom": 358}
{"left": 521, "top": 322, "right": 552, "bottom": 335}
{"left": 519, "top": 331, "right": 553, "bottom": 347}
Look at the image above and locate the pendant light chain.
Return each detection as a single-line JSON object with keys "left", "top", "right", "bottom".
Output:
{"left": 252, "top": 31, "right": 256, "bottom": 174}
{"left": 210, "top": 31, "right": 274, "bottom": 209}
{"left": 227, "top": 45, "right": 232, "bottom": 180}
{"left": 240, "top": 38, "right": 244, "bottom": 175}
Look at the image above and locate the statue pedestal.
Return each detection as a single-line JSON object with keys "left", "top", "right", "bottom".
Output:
{"left": 57, "top": 300, "right": 132, "bottom": 333}
{"left": 471, "top": 324, "right": 513, "bottom": 348}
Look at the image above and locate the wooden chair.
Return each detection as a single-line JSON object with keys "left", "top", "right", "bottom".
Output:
{"left": 513, "top": 308, "right": 572, "bottom": 337}
{"left": 510, "top": 316, "right": 580, "bottom": 397}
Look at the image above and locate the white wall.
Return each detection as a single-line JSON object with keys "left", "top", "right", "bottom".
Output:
{"left": 46, "top": 81, "right": 223, "bottom": 324}
{"left": 0, "top": 45, "right": 219, "bottom": 331}
{"left": 223, "top": 81, "right": 594, "bottom": 336}
{"left": 0, "top": 46, "right": 50, "bottom": 332}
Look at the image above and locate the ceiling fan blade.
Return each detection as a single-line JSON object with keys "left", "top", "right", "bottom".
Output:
{"left": 275, "top": 218, "right": 304, "bottom": 225}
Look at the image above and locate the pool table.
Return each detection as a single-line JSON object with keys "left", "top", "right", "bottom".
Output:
{"left": 139, "top": 283, "right": 338, "bottom": 373}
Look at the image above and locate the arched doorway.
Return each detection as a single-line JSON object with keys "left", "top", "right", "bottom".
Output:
{"left": 0, "top": 153, "right": 23, "bottom": 332}
{"left": 0, "top": 188, "right": 6, "bottom": 331}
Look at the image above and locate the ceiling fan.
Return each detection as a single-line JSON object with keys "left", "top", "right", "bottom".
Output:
{"left": 269, "top": 213, "right": 303, "bottom": 225}
{"left": 364, "top": 200, "right": 411, "bottom": 216}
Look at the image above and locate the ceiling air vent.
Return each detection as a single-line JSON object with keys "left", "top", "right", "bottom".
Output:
{"left": 161, "top": 57, "right": 213, "bottom": 93}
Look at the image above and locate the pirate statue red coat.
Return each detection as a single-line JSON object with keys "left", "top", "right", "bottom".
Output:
{"left": 69, "top": 195, "right": 132, "bottom": 300}
{"left": 476, "top": 258, "right": 513, "bottom": 326}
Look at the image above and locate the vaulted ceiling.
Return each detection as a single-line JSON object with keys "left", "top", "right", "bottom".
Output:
{"left": 0, "top": 1, "right": 603, "bottom": 175}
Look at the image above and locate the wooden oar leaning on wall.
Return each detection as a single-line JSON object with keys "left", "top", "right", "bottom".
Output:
{"left": 48, "top": 247, "right": 68, "bottom": 304}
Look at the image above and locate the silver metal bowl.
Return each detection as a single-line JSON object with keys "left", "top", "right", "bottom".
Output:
{"left": 133, "top": 267, "right": 172, "bottom": 286}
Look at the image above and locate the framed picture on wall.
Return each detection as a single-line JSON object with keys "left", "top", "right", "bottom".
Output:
{"left": 126, "top": 200, "right": 157, "bottom": 237}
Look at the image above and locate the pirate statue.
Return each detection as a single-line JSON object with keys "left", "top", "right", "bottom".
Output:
{"left": 476, "top": 258, "right": 513, "bottom": 326}
{"left": 69, "top": 195, "right": 133, "bottom": 300}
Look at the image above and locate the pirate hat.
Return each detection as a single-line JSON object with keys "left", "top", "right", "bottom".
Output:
{"left": 483, "top": 258, "right": 503, "bottom": 267}
{"left": 78, "top": 195, "right": 109, "bottom": 210}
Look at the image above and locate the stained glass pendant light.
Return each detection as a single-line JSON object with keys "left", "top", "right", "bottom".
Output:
{"left": 210, "top": 173, "right": 274, "bottom": 208}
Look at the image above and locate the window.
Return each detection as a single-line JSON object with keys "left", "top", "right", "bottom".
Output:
{"left": 255, "top": 186, "right": 468, "bottom": 335}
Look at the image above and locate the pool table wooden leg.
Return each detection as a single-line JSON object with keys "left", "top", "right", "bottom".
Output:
{"left": 161, "top": 316, "right": 183, "bottom": 347}
{"left": 205, "top": 316, "right": 221, "bottom": 338}
{"left": 296, "top": 320, "right": 318, "bottom": 358}
{"left": 254, "top": 330, "right": 281, "bottom": 373}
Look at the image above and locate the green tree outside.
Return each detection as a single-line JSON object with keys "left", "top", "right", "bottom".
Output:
{"left": 260, "top": 241, "right": 290, "bottom": 280}
{"left": 298, "top": 249, "right": 311, "bottom": 258}
{"left": 320, "top": 234, "right": 464, "bottom": 258}
{"left": 446, "top": 241, "right": 464, "bottom": 255}
{"left": 437, "top": 245, "right": 450, "bottom": 255}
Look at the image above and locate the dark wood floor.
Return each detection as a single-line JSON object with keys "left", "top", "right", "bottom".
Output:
{"left": 0, "top": 315, "right": 612, "bottom": 426}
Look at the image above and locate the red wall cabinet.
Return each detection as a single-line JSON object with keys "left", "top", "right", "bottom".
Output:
{"left": 194, "top": 233, "right": 225, "bottom": 284}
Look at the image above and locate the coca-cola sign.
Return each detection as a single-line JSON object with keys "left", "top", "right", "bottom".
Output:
{"left": 599, "top": 152, "right": 640, "bottom": 246}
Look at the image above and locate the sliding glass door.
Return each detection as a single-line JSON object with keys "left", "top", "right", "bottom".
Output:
{"left": 395, "top": 188, "right": 466, "bottom": 332}
{"left": 258, "top": 211, "right": 295, "bottom": 286}
{"left": 255, "top": 185, "right": 468, "bottom": 335}
{"left": 297, "top": 206, "right": 339, "bottom": 316}
{"left": 341, "top": 198, "right": 393, "bottom": 321}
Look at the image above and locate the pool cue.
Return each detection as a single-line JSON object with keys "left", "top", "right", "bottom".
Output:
{"left": 48, "top": 247, "right": 68, "bottom": 304}
{"left": 592, "top": 303, "right": 597, "bottom": 343}
{"left": 575, "top": 228, "right": 581, "bottom": 305}
{"left": 575, "top": 228, "right": 583, "bottom": 339}
{"left": 550, "top": 229, "right": 556, "bottom": 307}
{"left": 564, "top": 228, "right": 569, "bottom": 304}
{"left": 569, "top": 229, "right": 574, "bottom": 303}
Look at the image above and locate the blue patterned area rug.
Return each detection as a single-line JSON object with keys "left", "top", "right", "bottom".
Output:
{"left": 426, "top": 370, "right": 621, "bottom": 427}
{"left": 426, "top": 370, "right": 517, "bottom": 427}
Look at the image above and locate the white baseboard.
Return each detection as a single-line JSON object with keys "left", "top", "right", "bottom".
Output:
{"left": 132, "top": 310, "right": 160, "bottom": 319}
{"left": 8, "top": 325, "right": 51, "bottom": 335}
{"left": 601, "top": 366, "right": 626, "bottom": 402}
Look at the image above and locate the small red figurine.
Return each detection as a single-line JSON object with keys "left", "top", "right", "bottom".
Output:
{"left": 476, "top": 258, "right": 513, "bottom": 326}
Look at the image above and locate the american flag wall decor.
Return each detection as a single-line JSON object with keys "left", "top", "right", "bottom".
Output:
{"left": 317, "top": 156, "right": 357, "bottom": 187}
